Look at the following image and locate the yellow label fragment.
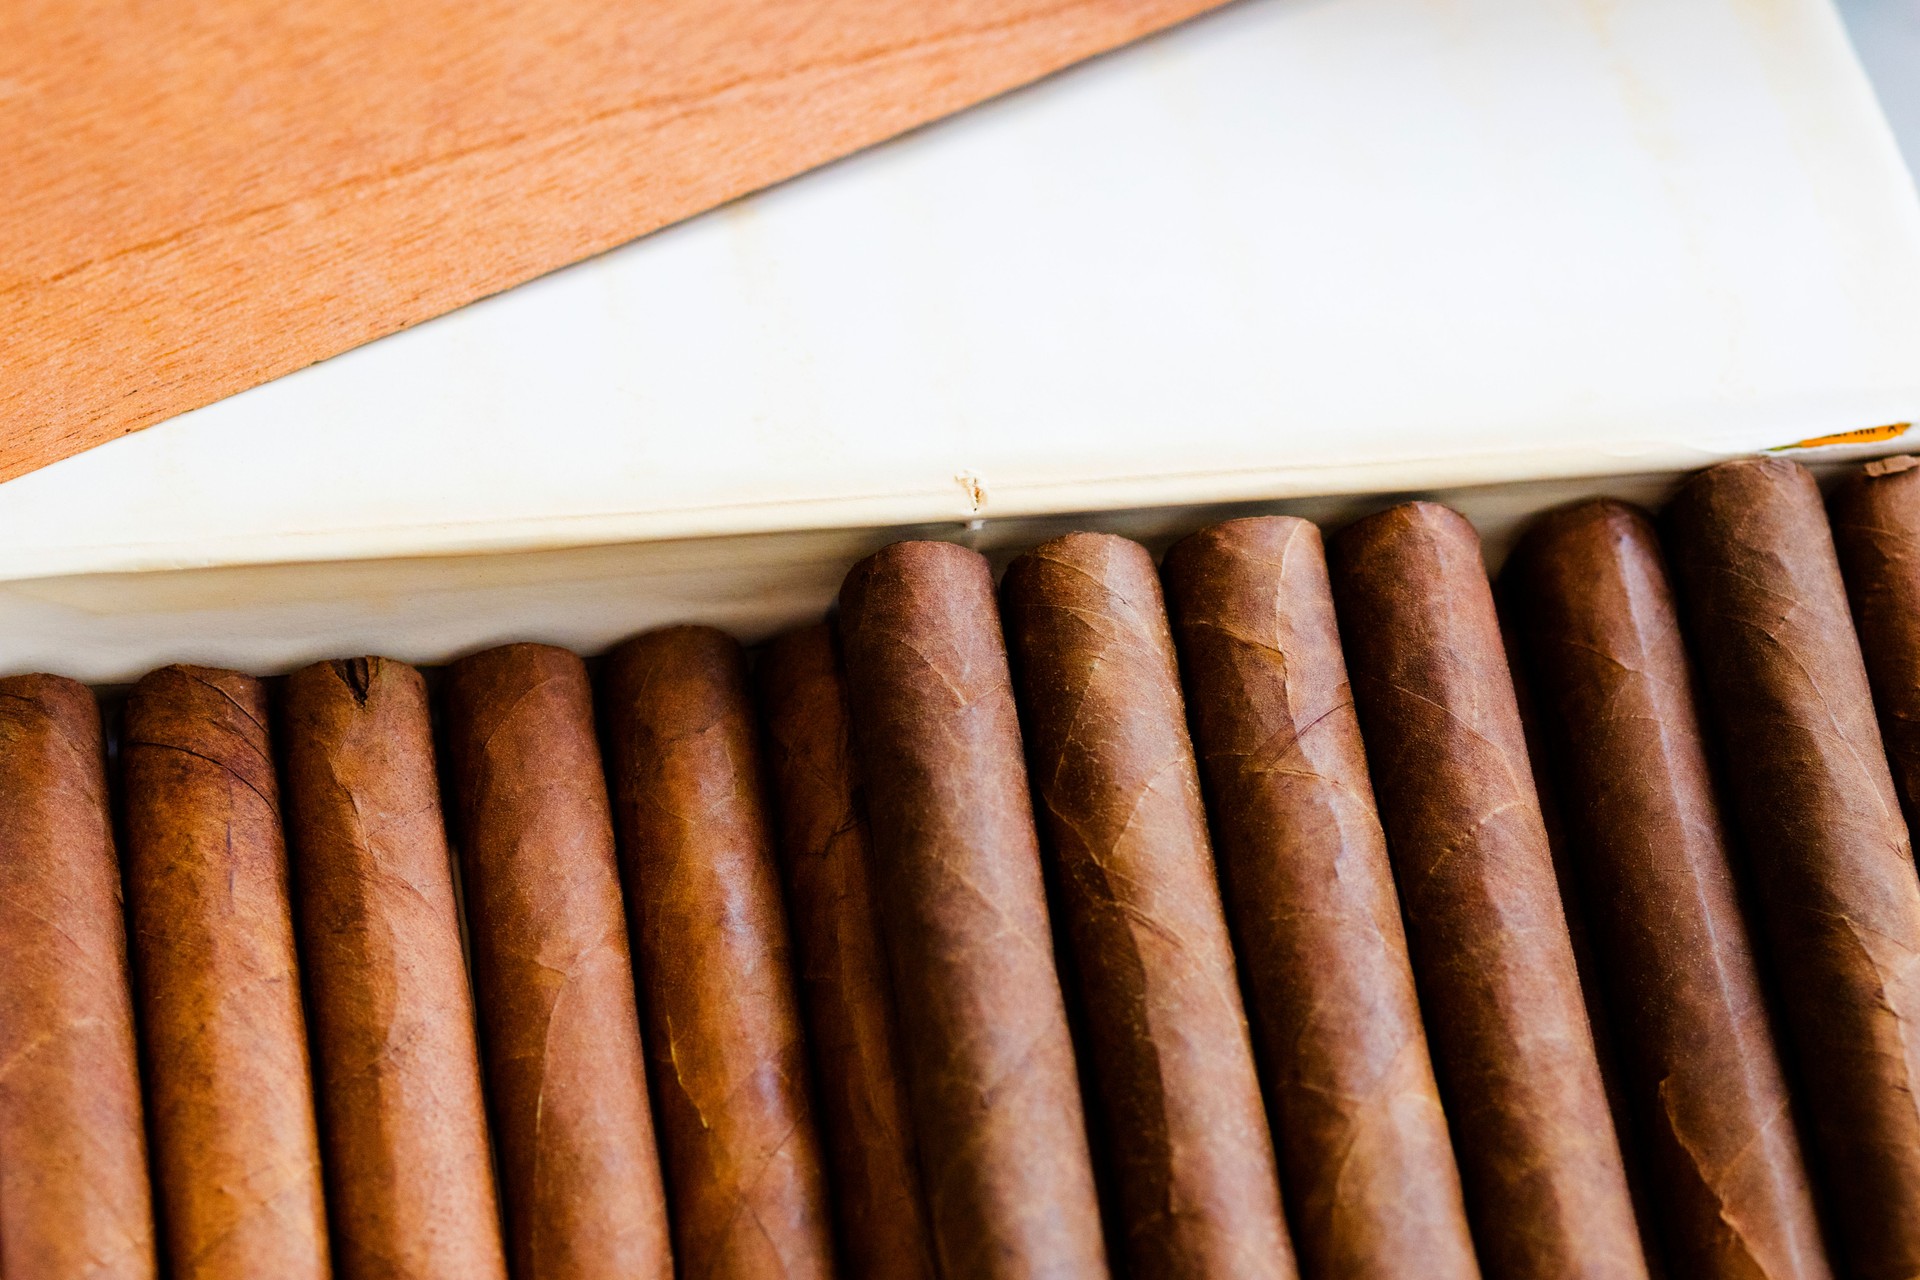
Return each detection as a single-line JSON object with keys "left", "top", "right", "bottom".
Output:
{"left": 1768, "top": 423, "right": 1912, "bottom": 451}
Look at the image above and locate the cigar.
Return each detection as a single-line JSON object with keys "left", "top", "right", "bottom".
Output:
{"left": 837, "top": 541, "right": 1109, "bottom": 1277}
{"left": 1508, "top": 500, "right": 1832, "bottom": 1279}
{"left": 1667, "top": 457, "right": 1920, "bottom": 1278}
{"left": 1327, "top": 502, "right": 1647, "bottom": 1280}
{"left": 441, "top": 644, "right": 672, "bottom": 1280}
{"left": 120, "top": 665, "right": 329, "bottom": 1279}
{"left": 756, "top": 624, "right": 938, "bottom": 1280}
{"left": 601, "top": 626, "right": 836, "bottom": 1277}
{"left": 1833, "top": 455, "right": 1920, "bottom": 831}
{"left": 1162, "top": 518, "right": 1478, "bottom": 1280}
{"left": 0, "top": 675, "right": 156, "bottom": 1279}
{"left": 279, "top": 657, "right": 508, "bottom": 1280}
{"left": 1001, "top": 532, "right": 1294, "bottom": 1278}
{"left": 1498, "top": 596, "right": 1669, "bottom": 1280}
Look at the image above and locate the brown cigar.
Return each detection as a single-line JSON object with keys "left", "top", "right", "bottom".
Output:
{"left": 1833, "top": 455, "right": 1920, "bottom": 832}
{"left": 756, "top": 624, "right": 938, "bottom": 1280}
{"left": 1497, "top": 595, "right": 1669, "bottom": 1280}
{"left": 0, "top": 676, "right": 156, "bottom": 1280}
{"left": 600, "top": 626, "right": 835, "bottom": 1278}
{"left": 838, "top": 540, "right": 1110, "bottom": 1277}
{"left": 120, "top": 665, "right": 329, "bottom": 1280}
{"left": 441, "top": 644, "right": 672, "bottom": 1280}
{"left": 279, "top": 657, "right": 508, "bottom": 1280}
{"left": 1667, "top": 457, "right": 1920, "bottom": 1278}
{"left": 1162, "top": 518, "right": 1479, "bottom": 1280}
{"left": 1001, "top": 532, "right": 1295, "bottom": 1278}
{"left": 1327, "top": 502, "right": 1646, "bottom": 1280}
{"left": 1507, "top": 500, "right": 1832, "bottom": 1279}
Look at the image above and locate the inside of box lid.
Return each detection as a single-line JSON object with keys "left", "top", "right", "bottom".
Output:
{"left": 1, "top": 0, "right": 1916, "bottom": 588}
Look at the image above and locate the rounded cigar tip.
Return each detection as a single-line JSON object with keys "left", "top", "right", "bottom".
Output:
{"left": 453, "top": 639, "right": 576, "bottom": 663}
{"left": 1006, "top": 530, "right": 1152, "bottom": 585}
{"left": 838, "top": 539, "right": 993, "bottom": 618}
{"left": 0, "top": 672, "right": 102, "bottom": 740}
{"left": 124, "top": 665, "right": 271, "bottom": 752}
{"left": 1672, "top": 454, "right": 1813, "bottom": 507}
{"left": 1330, "top": 499, "right": 1478, "bottom": 562}
{"left": 1165, "top": 514, "right": 1317, "bottom": 573}
{"left": 285, "top": 654, "right": 418, "bottom": 702}
{"left": 604, "top": 626, "right": 745, "bottom": 708}
{"left": 607, "top": 622, "right": 740, "bottom": 667}
{"left": 1834, "top": 454, "right": 1920, "bottom": 518}
{"left": 445, "top": 641, "right": 585, "bottom": 687}
{"left": 1664, "top": 458, "right": 1826, "bottom": 556}
{"left": 131, "top": 663, "right": 262, "bottom": 707}
{"left": 137, "top": 661, "right": 246, "bottom": 686}
{"left": 1513, "top": 498, "right": 1655, "bottom": 568}
{"left": 849, "top": 538, "right": 988, "bottom": 578}
{"left": 1029, "top": 530, "right": 1144, "bottom": 557}
{"left": 604, "top": 626, "right": 749, "bottom": 728}
{"left": 0, "top": 670, "right": 92, "bottom": 702}
{"left": 1185, "top": 514, "right": 1315, "bottom": 548}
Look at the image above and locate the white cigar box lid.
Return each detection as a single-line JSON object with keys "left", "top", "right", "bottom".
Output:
{"left": 0, "top": 0, "right": 1917, "bottom": 680}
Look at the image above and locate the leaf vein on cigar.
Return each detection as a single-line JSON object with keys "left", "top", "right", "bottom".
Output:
{"left": 660, "top": 1010, "right": 720, "bottom": 1134}
{"left": 1227, "top": 698, "right": 1356, "bottom": 773}
{"left": 471, "top": 675, "right": 567, "bottom": 762}
{"left": 1722, "top": 613, "right": 1903, "bottom": 831}
{"left": 876, "top": 633, "right": 977, "bottom": 710}
{"left": 1060, "top": 754, "right": 1185, "bottom": 864}
{"left": 1370, "top": 679, "right": 1531, "bottom": 803}
{"left": 123, "top": 739, "right": 276, "bottom": 813}
{"left": 935, "top": 866, "right": 1056, "bottom": 960}
{"left": 2, "top": 899, "right": 104, "bottom": 979}
{"left": 0, "top": 1028, "right": 58, "bottom": 1086}
{"left": 1410, "top": 801, "right": 1525, "bottom": 892}
{"left": 700, "top": 1114, "right": 804, "bottom": 1275}
{"left": 180, "top": 668, "right": 273, "bottom": 742}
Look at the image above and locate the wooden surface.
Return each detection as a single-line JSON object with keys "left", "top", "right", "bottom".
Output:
{"left": 0, "top": 0, "right": 1226, "bottom": 484}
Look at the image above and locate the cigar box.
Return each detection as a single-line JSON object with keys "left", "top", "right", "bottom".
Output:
{"left": 2, "top": 0, "right": 1916, "bottom": 684}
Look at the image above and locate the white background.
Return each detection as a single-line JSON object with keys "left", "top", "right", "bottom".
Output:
{"left": 1841, "top": 0, "right": 1920, "bottom": 179}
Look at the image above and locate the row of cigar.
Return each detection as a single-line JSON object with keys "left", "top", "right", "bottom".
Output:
{"left": 5, "top": 452, "right": 1920, "bottom": 1280}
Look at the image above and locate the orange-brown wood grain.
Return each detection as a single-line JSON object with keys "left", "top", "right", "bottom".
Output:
{"left": 0, "top": 0, "right": 1228, "bottom": 483}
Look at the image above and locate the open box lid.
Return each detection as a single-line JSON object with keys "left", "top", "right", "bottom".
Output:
{"left": 1, "top": 0, "right": 1917, "bottom": 586}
